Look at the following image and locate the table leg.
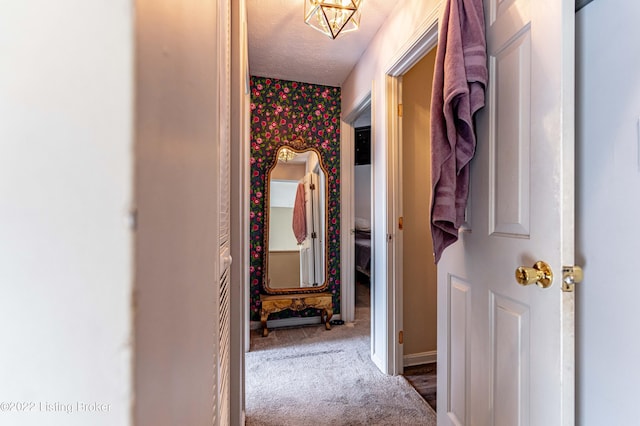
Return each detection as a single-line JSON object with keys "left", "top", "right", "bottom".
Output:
{"left": 324, "top": 308, "right": 333, "bottom": 330}
{"left": 260, "top": 310, "right": 269, "bottom": 337}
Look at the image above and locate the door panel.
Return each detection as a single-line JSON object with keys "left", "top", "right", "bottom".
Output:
{"left": 489, "top": 29, "right": 531, "bottom": 237}
{"left": 447, "top": 275, "right": 471, "bottom": 426}
{"left": 491, "top": 293, "right": 530, "bottom": 426}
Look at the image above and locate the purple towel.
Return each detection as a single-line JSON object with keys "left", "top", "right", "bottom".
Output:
{"left": 292, "top": 182, "right": 307, "bottom": 244}
{"left": 430, "top": 0, "right": 488, "bottom": 263}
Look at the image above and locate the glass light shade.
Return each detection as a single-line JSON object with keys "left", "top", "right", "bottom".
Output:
{"left": 304, "top": 0, "right": 363, "bottom": 40}
{"left": 278, "top": 147, "right": 297, "bottom": 162}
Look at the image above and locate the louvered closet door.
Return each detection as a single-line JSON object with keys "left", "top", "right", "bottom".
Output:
{"left": 217, "top": 100, "right": 231, "bottom": 426}
{"left": 215, "top": 0, "right": 231, "bottom": 424}
{"left": 217, "top": 137, "right": 231, "bottom": 426}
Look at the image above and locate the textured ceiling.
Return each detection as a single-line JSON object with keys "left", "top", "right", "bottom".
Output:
{"left": 247, "top": 0, "right": 399, "bottom": 87}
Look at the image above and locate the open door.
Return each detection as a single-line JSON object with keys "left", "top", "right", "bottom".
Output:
{"left": 437, "top": 0, "right": 577, "bottom": 424}
{"left": 300, "top": 171, "right": 322, "bottom": 287}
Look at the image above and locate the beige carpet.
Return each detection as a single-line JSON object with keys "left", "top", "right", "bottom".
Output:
{"left": 245, "top": 284, "right": 436, "bottom": 426}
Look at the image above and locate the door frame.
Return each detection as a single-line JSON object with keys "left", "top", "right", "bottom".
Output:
{"left": 384, "top": 18, "right": 439, "bottom": 375}
{"left": 341, "top": 93, "right": 373, "bottom": 323}
{"left": 231, "top": 0, "right": 250, "bottom": 424}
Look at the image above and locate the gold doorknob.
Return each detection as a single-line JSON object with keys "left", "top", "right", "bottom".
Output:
{"left": 515, "top": 261, "right": 553, "bottom": 288}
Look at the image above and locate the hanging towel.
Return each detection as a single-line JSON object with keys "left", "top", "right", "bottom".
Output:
{"left": 292, "top": 182, "right": 307, "bottom": 244}
{"left": 430, "top": 0, "right": 487, "bottom": 263}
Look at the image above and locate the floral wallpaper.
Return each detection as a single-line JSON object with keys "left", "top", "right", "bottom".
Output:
{"left": 250, "top": 76, "right": 341, "bottom": 321}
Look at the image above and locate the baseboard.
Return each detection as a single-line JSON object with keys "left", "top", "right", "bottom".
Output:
{"left": 403, "top": 350, "right": 437, "bottom": 367}
{"left": 371, "top": 352, "right": 386, "bottom": 374}
{"left": 250, "top": 314, "right": 341, "bottom": 330}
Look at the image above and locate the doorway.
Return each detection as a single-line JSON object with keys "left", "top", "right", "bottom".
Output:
{"left": 397, "top": 47, "right": 439, "bottom": 412}
{"left": 340, "top": 93, "right": 373, "bottom": 326}
{"left": 352, "top": 104, "right": 373, "bottom": 328}
{"left": 383, "top": 20, "right": 439, "bottom": 378}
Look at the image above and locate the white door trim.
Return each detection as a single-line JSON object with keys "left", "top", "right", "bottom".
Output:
{"left": 230, "top": 2, "right": 250, "bottom": 425}
{"left": 341, "top": 94, "right": 372, "bottom": 323}
{"left": 230, "top": 1, "right": 250, "bottom": 425}
{"left": 384, "top": 16, "right": 439, "bottom": 376}
{"left": 384, "top": 73, "right": 403, "bottom": 374}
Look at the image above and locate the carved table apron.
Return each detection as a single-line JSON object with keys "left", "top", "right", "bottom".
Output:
{"left": 259, "top": 293, "right": 333, "bottom": 337}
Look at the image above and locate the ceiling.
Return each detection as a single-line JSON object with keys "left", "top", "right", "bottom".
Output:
{"left": 247, "top": 0, "right": 400, "bottom": 87}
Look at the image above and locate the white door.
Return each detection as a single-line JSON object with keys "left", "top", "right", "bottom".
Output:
{"left": 437, "top": 0, "right": 576, "bottom": 424}
{"left": 300, "top": 173, "right": 317, "bottom": 287}
{"left": 216, "top": 0, "right": 231, "bottom": 423}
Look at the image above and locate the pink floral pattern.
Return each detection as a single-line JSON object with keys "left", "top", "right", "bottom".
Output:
{"left": 250, "top": 76, "right": 341, "bottom": 321}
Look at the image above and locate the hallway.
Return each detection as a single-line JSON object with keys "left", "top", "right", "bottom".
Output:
{"left": 245, "top": 282, "right": 436, "bottom": 425}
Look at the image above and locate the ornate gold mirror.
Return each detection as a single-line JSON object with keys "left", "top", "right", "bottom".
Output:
{"left": 263, "top": 143, "right": 328, "bottom": 294}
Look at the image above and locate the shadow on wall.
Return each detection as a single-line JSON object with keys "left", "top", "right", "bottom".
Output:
{"left": 576, "top": 0, "right": 594, "bottom": 12}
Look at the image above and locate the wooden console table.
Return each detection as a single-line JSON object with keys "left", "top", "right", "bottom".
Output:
{"left": 259, "top": 292, "right": 333, "bottom": 337}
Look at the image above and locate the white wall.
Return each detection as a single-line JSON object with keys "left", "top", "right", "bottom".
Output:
{"left": 354, "top": 104, "right": 371, "bottom": 223}
{"left": 342, "top": 0, "right": 441, "bottom": 372}
{"left": 0, "top": 2, "right": 133, "bottom": 425}
{"left": 576, "top": 2, "right": 640, "bottom": 424}
{"left": 342, "top": 0, "right": 441, "bottom": 114}
{"left": 354, "top": 165, "right": 372, "bottom": 221}
{"left": 269, "top": 207, "right": 298, "bottom": 250}
{"left": 134, "top": 0, "right": 222, "bottom": 424}
{"left": 270, "top": 180, "right": 298, "bottom": 208}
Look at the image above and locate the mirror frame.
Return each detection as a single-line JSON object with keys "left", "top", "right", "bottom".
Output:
{"left": 262, "top": 142, "right": 329, "bottom": 295}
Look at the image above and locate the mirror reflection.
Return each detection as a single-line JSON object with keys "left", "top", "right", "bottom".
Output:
{"left": 265, "top": 146, "right": 327, "bottom": 293}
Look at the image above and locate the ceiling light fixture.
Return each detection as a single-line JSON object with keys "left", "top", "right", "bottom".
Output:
{"left": 304, "top": 0, "right": 363, "bottom": 40}
{"left": 278, "top": 147, "right": 297, "bottom": 162}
